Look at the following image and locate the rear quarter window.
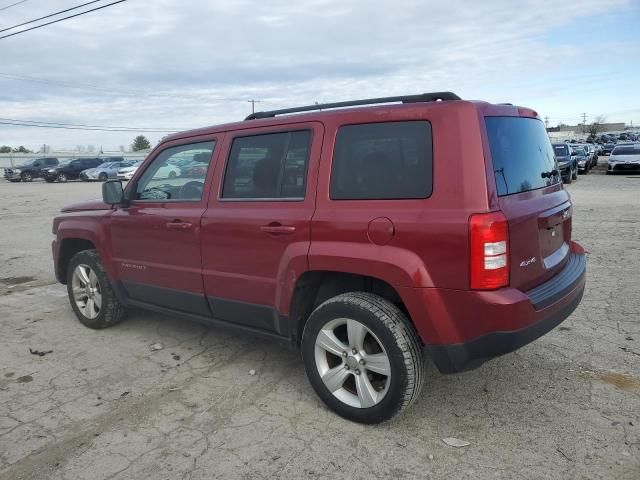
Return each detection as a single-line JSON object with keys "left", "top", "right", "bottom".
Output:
{"left": 485, "top": 117, "right": 559, "bottom": 197}
{"left": 330, "top": 121, "right": 433, "bottom": 200}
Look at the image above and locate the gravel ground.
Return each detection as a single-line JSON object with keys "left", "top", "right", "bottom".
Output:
{"left": 0, "top": 168, "right": 638, "bottom": 480}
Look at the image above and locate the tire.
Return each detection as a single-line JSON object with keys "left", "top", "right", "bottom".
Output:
{"left": 66, "top": 249, "right": 126, "bottom": 329}
{"left": 57, "top": 173, "right": 67, "bottom": 183}
{"left": 301, "top": 292, "right": 424, "bottom": 424}
{"left": 606, "top": 170, "right": 612, "bottom": 175}
{"left": 45, "top": 178, "right": 54, "bottom": 183}
{"left": 98, "top": 172, "right": 108, "bottom": 182}
{"left": 21, "top": 173, "right": 33, "bottom": 182}
{"left": 572, "top": 167, "right": 578, "bottom": 180}
{"left": 563, "top": 175, "right": 572, "bottom": 184}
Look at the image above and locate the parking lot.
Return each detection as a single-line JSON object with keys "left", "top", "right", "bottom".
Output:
{"left": 0, "top": 169, "right": 638, "bottom": 479}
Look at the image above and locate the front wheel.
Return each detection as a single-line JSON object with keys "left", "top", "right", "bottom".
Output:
{"left": 66, "top": 249, "right": 126, "bottom": 329}
{"left": 302, "top": 292, "right": 424, "bottom": 424}
{"left": 572, "top": 167, "right": 578, "bottom": 180}
{"left": 57, "top": 173, "right": 67, "bottom": 183}
{"left": 21, "top": 173, "right": 33, "bottom": 182}
{"left": 98, "top": 172, "right": 108, "bottom": 181}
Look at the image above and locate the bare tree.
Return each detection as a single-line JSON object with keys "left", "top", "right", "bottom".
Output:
{"left": 588, "top": 115, "right": 607, "bottom": 139}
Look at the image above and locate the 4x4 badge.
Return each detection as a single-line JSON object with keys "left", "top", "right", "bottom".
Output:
{"left": 520, "top": 257, "right": 536, "bottom": 267}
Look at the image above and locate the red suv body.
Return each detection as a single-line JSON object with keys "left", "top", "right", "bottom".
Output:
{"left": 52, "top": 93, "right": 586, "bottom": 422}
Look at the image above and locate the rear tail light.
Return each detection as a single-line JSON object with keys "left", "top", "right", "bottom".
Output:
{"left": 469, "top": 212, "right": 509, "bottom": 290}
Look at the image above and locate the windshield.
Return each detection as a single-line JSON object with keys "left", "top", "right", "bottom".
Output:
{"left": 612, "top": 145, "right": 640, "bottom": 155}
{"left": 571, "top": 147, "right": 586, "bottom": 155}
{"left": 553, "top": 144, "right": 570, "bottom": 156}
{"left": 58, "top": 159, "right": 72, "bottom": 166}
{"left": 485, "top": 116, "right": 559, "bottom": 197}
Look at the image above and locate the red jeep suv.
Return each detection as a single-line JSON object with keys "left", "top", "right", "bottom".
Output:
{"left": 52, "top": 92, "right": 586, "bottom": 423}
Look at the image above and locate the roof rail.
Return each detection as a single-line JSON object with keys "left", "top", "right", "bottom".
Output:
{"left": 244, "top": 91, "right": 461, "bottom": 120}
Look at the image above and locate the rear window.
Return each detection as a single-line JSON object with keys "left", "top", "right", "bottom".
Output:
{"left": 330, "top": 121, "right": 432, "bottom": 200}
{"left": 485, "top": 117, "right": 559, "bottom": 197}
{"left": 553, "top": 144, "right": 569, "bottom": 156}
{"left": 612, "top": 145, "right": 640, "bottom": 155}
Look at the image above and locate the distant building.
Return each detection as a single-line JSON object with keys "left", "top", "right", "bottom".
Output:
{"left": 547, "top": 123, "right": 626, "bottom": 134}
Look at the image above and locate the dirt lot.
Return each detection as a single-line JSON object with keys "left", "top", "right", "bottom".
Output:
{"left": 1, "top": 169, "right": 638, "bottom": 480}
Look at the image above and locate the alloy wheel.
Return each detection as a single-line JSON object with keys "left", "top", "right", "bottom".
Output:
{"left": 314, "top": 318, "right": 391, "bottom": 408}
{"left": 71, "top": 264, "right": 102, "bottom": 319}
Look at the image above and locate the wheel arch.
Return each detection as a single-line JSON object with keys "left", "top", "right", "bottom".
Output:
{"left": 287, "top": 270, "right": 420, "bottom": 347}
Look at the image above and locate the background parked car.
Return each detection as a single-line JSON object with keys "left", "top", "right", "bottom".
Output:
{"left": 552, "top": 143, "right": 578, "bottom": 183}
{"left": 80, "top": 159, "right": 133, "bottom": 181}
{"left": 607, "top": 143, "right": 640, "bottom": 174}
{"left": 602, "top": 141, "right": 617, "bottom": 155}
{"left": 117, "top": 161, "right": 142, "bottom": 181}
{"left": 4, "top": 157, "right": 58, "bottom": 182}
{"left": 570, "top": 145, "right": 591, "bottom": 173}
{"left": 44, "top": 157, "right": 104, "bottom": 183}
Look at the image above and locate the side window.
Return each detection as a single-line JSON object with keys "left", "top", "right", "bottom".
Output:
{"left": 222, "top": 130, "right": 312, "bottom": 199}
{"left": 330, "top": 121, "right": 433, "bottom": 200}
{"left": 135, "top": 141, "right": 215, "bottom": 201}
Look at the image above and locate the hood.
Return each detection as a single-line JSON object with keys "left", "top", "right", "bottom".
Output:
{"left": 61, "top": 198, "right": 113, "bottom": 213}
{"left": 556, "top": 155, "right": 571, "bottom": 163}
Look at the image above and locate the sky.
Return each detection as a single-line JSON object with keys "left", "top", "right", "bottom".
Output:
{"left": 0, "top": 0, "right": 639, "bottom": 151}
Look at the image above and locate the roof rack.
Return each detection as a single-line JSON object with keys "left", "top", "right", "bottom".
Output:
{"left": 244, "top": 91, "right": 461, "bottom": 120}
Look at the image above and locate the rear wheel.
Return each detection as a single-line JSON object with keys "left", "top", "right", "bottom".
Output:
{"left": 66, "top": 250, "right": 126, "bottom": 329}
{"left": 57, "top": 173, "right": 67, "bottom": 182}
{"left": 98, "top": 172, "right": 108, "bottom": 181}
{"left": 302, "top": 292, "right": 424, "bottom": 424}
{"left": 21, "top": 172, "right": 33, "bottom": 182}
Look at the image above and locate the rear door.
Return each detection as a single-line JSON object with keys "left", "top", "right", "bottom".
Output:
{"left": 484, "top": 115, "right": 572, "bottom": 291}
{"left": 200, "top": 123, "right": 323, "bottom": 333}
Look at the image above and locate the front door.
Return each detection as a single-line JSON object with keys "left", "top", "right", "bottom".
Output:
{"left": 110, "top": 137, "right": 220, "bottom": 315}
{"left": 201, "top": 123, "right": 323, "bottom": 333}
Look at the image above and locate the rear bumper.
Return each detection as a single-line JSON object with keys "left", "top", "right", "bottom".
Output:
{"left": 399, "top": 244, "right": 586, "bottom": 373}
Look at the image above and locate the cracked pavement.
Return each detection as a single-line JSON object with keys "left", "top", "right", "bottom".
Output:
{"left": 0, "top": 170, "right": 638, "bottom": 479}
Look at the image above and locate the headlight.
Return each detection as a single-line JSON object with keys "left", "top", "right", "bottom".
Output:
{"left": 14, "top": 168, "right": 21, "bottom": 173}
{"left": 48, "top": 168, "right": 56, "bottom": 173}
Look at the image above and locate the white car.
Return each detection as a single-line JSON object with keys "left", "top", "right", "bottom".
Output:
{"left": 117, "top": 161, "right": 142, "bottom": 181}
{"left": 116, "top": 162, "right": 180, "bottom": 181}
{"left": 155, "top": 164, "right": 181, "bottom": 179}
{"left": 607, "top": 143, "right": 640, "bottom": 174}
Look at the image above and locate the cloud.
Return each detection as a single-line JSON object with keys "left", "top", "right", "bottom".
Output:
{"left": 0, "top": 0, "right": 636, "bottom": 149}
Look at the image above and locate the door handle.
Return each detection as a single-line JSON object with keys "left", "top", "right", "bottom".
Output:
{"left": 260, "top": 224, "right": 296, "bottom": 235}
{"left": 165, "top": 221, "right": 193, "bottom": 231}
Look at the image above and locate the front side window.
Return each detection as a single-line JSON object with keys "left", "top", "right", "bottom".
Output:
{"left": 222, "top": 130, "right": 312, "bottom": 199}
{"left": 330, "top": 121, "right": 433, "bottom": 200}
{"left": 135, "top": 141, "right": 215, "bottom": 201}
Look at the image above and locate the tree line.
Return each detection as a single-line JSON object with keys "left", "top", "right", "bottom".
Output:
{"left": 0, "top": 135, "right": 152, "bottom": 154}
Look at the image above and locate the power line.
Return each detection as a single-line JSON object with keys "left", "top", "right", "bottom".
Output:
{"left": 0, "top": 0, "right": 127, "bottom": 41}
{"left": 0, "top": 118, "right": 183, "bottom": 133}
{"left": 0, "top": 0, "right": 29, "bottom": 12}
{"left": 0, "top": 71, "right": 250, "bottom": 102}
{"left": 0, "top": 1, "right": 103, "bottom": 34}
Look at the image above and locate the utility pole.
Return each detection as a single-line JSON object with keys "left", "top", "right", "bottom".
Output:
{"left": 581, "top": 112, "right": 587, "bottom": 133}
{"left": 247, "top": 99, "right": 261, "bottom": 114}
{"left": 544, "top": 116, "right": 549, "bottom": 128}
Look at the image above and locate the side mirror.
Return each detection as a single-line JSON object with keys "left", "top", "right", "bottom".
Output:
{"left": 102, "top": 180, "right": 124, "bottom": 205}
